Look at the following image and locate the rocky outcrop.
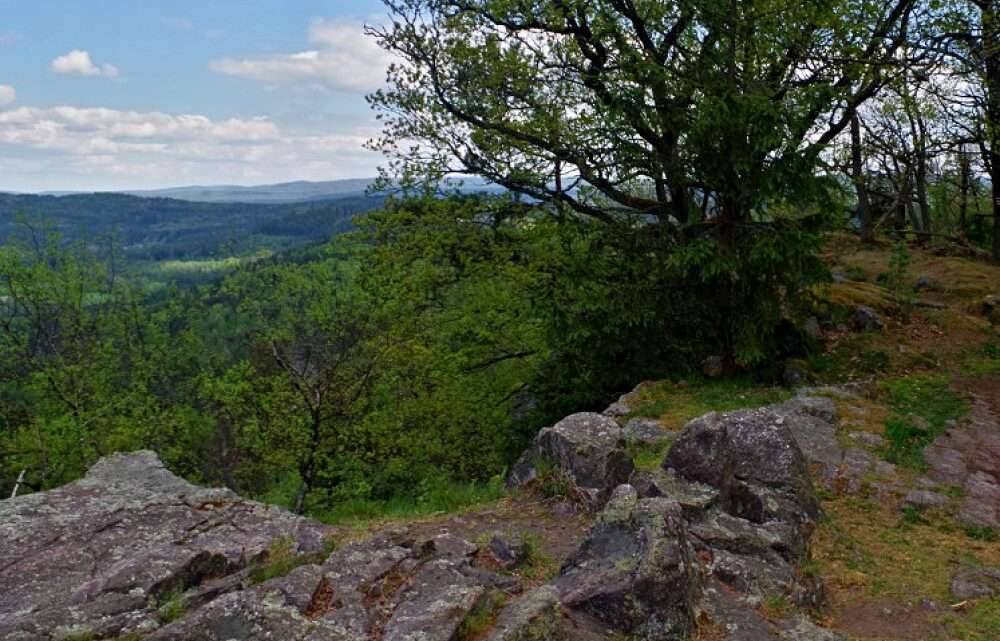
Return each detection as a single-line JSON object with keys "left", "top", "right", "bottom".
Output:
{"left": 0, "top": 453, "right": 515, "bottom": 641}
{"left": 507, "top": 412, "right": 634, "bottom": 506}
{"left": 487, "top": 396, "right": 844, "bottom": 641}
{"left": 0, "top": 451, "right": 330, "bottom": 641}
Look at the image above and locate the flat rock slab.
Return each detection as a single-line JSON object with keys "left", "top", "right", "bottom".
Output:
{"left": 924, "top": 397, "right": 1000, "bottom": 528}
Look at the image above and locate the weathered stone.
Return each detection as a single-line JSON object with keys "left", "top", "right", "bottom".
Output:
{"left": 924, "top": 397, "right": 1000, "bottom": 529}
{"left": 852, "top": 306, "right": 884, "bottom": 332}
{"left": 483, "top": 534, "right": 528, "bottom": 571}
{"left": 0, "top": 451, "right": 331, "bottom": 641}
{"left": 950, "top": 566, "right": 1000, "bottom": 600}
{"left": 849, "top": 432, "right": 886, "bottom": 448}
{"left": 382, "top": 559, "right": 487, "bottom": 641}
{"left": 629, "top": 468, "right": 719, "bottom": 516}
{"left": 485, "top": 586, "right": 561, "bottom": 641}
{"left": 903, "top": 490, "right": 950, "bottom": 510}
{"left": 507, "top": 412, "right": 634, "bottom": 506}
{"left": 602, "top": 382, "right": 650, "bottom": 417}
{"left": 775, "top": 615, "right": 845, "bottom": 641}
{"left": 699, "top": 582, "right": 780, "bottom": 641}
{"left": 553, "top": 489, "right": 699, "bottom": 640}
{"left": 662, "top": 407, "right": 820, "bottom": 540}
{"left": 623, "top": 417, "right": 670, "bottom": 445}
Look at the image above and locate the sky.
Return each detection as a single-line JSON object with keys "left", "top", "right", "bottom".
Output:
{"left": 0, "top": 1, "right": 393, "bottom": 191}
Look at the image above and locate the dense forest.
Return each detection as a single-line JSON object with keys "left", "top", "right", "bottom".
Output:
{"left": 0, "top": 192, "right": 384, "bottom": 260}
{"left": 1, "top": 0, "right": 998, "bottom": 523}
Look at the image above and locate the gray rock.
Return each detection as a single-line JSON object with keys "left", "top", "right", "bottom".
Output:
{"left": 623, "top": 417, "right": 670, "bottom": 446}
{"left": 913, "top": 276, "right": 939, "bottom": 292}
{"left": 629, "top": 468, "right": 719, "bottom": 516}
{"left": 959, "top": 471, "right": 1000, "bottom": 528}
{"left": 553, "top": 489, "right": 698, "bottom": 640}
{"left": 775, "top": 615, "right": 845, "bottom": 641}
{"left": 485, "top": 534, "right": 527, "bottom": 571}
{"left": 903, "top": 490, "right": 950, "bottom": 510}
{"left": 662, "top": 407, "right": 820, "bottom": 541}
{"left": 950, "top": 566, "right": 1000, "bottom": 600}
{"left": 0, "top": 451, "right": 331, "bottom": 641}
{"left": 507, "top": 412, "right": 634, "bottom": 507}
{"left": 851, "top": 306, "right": 884, "bottom": 332}
{"left": 381, "top": 559, "right": 487, "bottom": 641}
{"left": 485, "top": 586, "right": 561, "bottom": 641}
{"left": 602, "top": 382, "right": 648, "bottom": 417}
{"left": 849, "top": 432, "right": 886, "bottom": 448}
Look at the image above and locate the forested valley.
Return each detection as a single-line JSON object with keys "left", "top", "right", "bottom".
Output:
{"left": 2, "top": 0, "right": 998, "bottom": 518}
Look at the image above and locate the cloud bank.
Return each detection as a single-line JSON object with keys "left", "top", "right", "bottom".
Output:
{"left": 51, "top": 50, "right": 119, "bottom": 78}
{"left": 0, "top": 85, "right": 14, "bottom": 106}
{"left": 210, "top": 20, "right": 390, "bottom": 93}
{"left": 0, "top": 104, "right": 379, "bottom": 190}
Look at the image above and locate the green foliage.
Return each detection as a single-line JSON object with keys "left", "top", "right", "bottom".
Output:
{"left": 963, "top": 525, "right": 999, "bottom": 542}
{"left": 314, "top": 476, "right": 505, "bottom": 525}
{"left": 456, "top": 591, "right": 508, "bottom": 641}
{"left": 156, "top": 590, "right": 186, "bottom": 624}
{"left": 879, "top": 376, "right": 969, "bottom": 470}
{"left": 248, "top": 536, "right": 336, "bottom": 585}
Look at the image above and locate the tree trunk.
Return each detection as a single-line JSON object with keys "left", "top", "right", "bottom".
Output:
{"left": 915, "top": 113, "right": 932, "bottom": 239}
{"left": 851, "top": 115, "right": 874, "bottom": 243}
{"left": 983, "top": 0, "right": 1000, "bottom": 261}
{"left": 959, "top": 150, "right": 971, "bottom": 235}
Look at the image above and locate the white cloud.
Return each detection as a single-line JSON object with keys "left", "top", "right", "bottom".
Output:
{"left": 50, "top": 50, "right": 120, "bottom": 78}
{"left": 0, "top": 85, "right": 15, "bottom": 106}
{"left": 210, "top": 19, "right": 391, "bottom": 93}
{"left": 0, "top": 103, "right": 380, "bottom": 190}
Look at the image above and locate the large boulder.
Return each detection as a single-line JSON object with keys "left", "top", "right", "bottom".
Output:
{"left": 0, "top": 451, "right": 330, "bottom": 641}
{"left": 662, "top": 407, "right": 820, "bottom": 540}
{"left": 552, "top": 486, "right": 699, "bottom": 641}
{"left": 507, "top": 412, "right": 634, "bottom": 506}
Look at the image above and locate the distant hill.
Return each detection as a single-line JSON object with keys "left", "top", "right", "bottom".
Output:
{"left": 0, "top": 191, "right": 384, "bottom": 260}
{"left": 123, "top": 179, "right": 375, "bottom": 204}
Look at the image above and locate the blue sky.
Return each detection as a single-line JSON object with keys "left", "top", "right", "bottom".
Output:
{"left": 0, "top": 1, "right": 391, "bottom": 191}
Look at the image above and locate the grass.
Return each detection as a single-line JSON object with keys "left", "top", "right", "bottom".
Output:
{"left": 156, "top": 590, "right": 186, "bottom": 624}
{"left": 878, "top": 375, "right": 969, "bottom": 470}
{"left": 947, "top": 600, "right": 1000, "bottom": 641}
{"left": 965, "top": 341, "right": 1000, "bottom": 375}
{"left": 628, "top": 439, "right": 671, "bottom": 471}
{"left": 455, "top": 591, "right": 508, "bottom": 641}
{"left": 625, "top": 377, "right": 792, "bottom": 430}
{"left": 314, "top": 477, "right": 506, "bottom": 526}
{"left": 812, "top": 493, "right": 1000, "bottom": 605}
{"left": 248, "top": 536, "right": 337, "bottom": 585}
